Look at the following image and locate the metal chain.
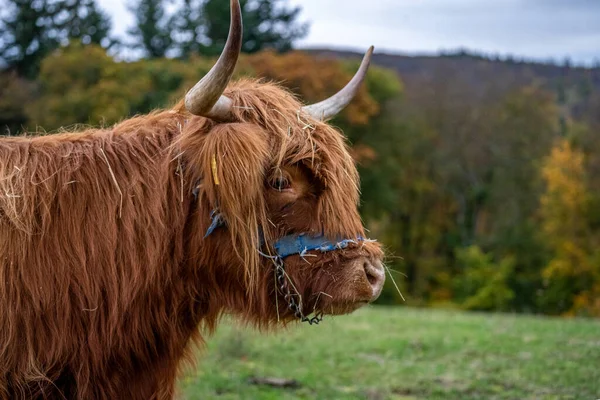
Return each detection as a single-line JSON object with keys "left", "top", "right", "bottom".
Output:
{"left": 274, "top": 256, "right": 323, "bottom": 325}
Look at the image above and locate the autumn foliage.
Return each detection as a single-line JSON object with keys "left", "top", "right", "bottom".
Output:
{"left": 17, "top": 43, "right": 380, "bottom": 132}
{"left": 540, "top": 139, "right": 600, "bottom": 316}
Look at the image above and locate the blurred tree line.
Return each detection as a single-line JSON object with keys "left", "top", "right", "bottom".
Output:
{"left": 1, "top": 0, "right": 599, "bottom": 317}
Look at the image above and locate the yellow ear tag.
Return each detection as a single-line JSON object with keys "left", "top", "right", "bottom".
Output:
{"left": 211, "top": 154, "right": 220, "bottom": 186}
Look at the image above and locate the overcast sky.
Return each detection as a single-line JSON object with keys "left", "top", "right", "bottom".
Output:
{"left": 98, "top": 0, "right": 600, "bottom": 65}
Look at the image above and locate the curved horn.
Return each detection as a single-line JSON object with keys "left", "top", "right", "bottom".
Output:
{"left": 303, "top": 46, "right": 374, "bottom": 121}
{"left": 184, "top": 0, "right": 242, "bottom": 120}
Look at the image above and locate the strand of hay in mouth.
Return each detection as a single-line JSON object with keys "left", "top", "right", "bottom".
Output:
{"left": 99, "top": 147, "right": 123, "bottom": 219}
{"left": 384, "top": 266, "right": 407, "bottom": 278}
{"left": 383, "top": 263, "right": 406, "bottom": 302}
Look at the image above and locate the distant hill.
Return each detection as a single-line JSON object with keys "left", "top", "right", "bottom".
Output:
{"left": 306, "top": 48, "right": 600, "bottom": 122}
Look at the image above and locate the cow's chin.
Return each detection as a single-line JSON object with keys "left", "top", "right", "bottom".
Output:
{"left": 314, "top": 281, "right": 376, "bottom": 316}
{"left": 301, "top": 268, "right": 380, "bottom": 317}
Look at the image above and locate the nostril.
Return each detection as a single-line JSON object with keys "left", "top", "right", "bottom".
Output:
{"left": 363, "top": 260, "right": 384, "bottom": 286}
{"left": 364, "top": 262, "right": 379, "bottom": 285}
{"left": 361, "top": 259, "right": 386, "bottom": 301}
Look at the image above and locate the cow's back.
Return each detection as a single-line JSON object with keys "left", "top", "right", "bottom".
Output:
{"left": 0, "top": 121, "right": 193, "bottom": 399}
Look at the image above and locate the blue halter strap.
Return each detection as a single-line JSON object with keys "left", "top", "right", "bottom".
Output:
{"left": 274, "top": 233, "right": 365, "bottom": 258}
{"left": 203, "top": 209, "right": 366, "bottom": 257}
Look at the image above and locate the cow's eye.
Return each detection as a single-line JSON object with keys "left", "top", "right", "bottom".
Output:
{"left": 270, "top": 175, "right": 291, "bottom": 191}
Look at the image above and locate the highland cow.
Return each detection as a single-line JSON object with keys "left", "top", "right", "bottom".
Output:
{"left": 0, "top": 1, "right": 385, "bottom": 398}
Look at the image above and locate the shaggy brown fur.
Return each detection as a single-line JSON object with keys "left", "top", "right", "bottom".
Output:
{"left": 0, "top": 79, "right": 383, "bottom": 399}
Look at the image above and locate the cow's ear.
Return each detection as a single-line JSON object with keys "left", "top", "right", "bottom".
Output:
{"left": 197, "top": 123, "right": 270, "bottom": 281}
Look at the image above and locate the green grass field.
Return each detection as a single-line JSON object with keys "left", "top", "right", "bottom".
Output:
{"left": 178, "top": 307, "right": 600, "bottom": 400}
